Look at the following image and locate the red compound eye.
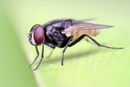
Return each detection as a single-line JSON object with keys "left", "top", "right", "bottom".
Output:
{"left": 29, "top": 24, "right": 45, "bottom": 45}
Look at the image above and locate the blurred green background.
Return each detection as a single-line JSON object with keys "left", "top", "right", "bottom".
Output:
{"left": 0, "top": 0, "right": 130, "bottom": 87}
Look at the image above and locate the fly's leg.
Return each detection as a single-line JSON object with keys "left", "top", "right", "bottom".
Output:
{"left": 61, "top": 37, "right": 73, "bottom": 65}
{"left": 85, "top": 34, "right": 123, "bottom": 49}
{"left": 68, "top": 35, "right": 86, "bottom": 47}
{"left": 33, "top": 43, "right": 44, "bottom": 70}
{"left": 45, "top": 42, "right": 55, "bottom": 58}
{"left": 46, "top": 49, "right": 54, "bottom": 59}
{"left": 30, "top": 46, "right": 39, "bottom": 67}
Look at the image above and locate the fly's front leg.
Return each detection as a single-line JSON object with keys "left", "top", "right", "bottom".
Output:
{"left": 61, "top": 37, "right": 73, "bottom": 66}
{"left": 30, "top": 46, "right": 39, "bottom": 67}
{"left": 33, "top": 43, "right": 44, "bottom": 70}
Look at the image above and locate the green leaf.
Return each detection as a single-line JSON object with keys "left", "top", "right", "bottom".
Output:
{"left": 0, "top": 6, "right": 38, "bottom": 87}
{"left": 1, "top": 0, "right": 130, "bottom": 87}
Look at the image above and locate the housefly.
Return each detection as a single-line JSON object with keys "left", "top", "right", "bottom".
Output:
{"left": 28, "top": 18, "right": 123, "bottom": 70}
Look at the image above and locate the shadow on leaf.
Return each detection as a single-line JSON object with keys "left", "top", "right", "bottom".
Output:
{"left": 43, "top": 48, "right": 108, "bottom": 64}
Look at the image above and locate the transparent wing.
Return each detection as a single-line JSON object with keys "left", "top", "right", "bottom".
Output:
{"left": 77, "top": 18, "right": 96, "bottom": 22}
{"left": 62, "top": 20, "right": 114, "bottom": 38}
{"left": 72, "top": 21, "right": 114, "bottom": 30}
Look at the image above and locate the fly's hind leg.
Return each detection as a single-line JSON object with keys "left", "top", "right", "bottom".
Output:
{"left": 68, "top": 35, "right": 86, "bottom": 47}
{"left": 85, "top": 34, "right": 123, "bottom": 49}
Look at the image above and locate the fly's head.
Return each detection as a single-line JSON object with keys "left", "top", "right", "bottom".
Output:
{"left": 28, "top": 24, "right": 45, "bottom": 46}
